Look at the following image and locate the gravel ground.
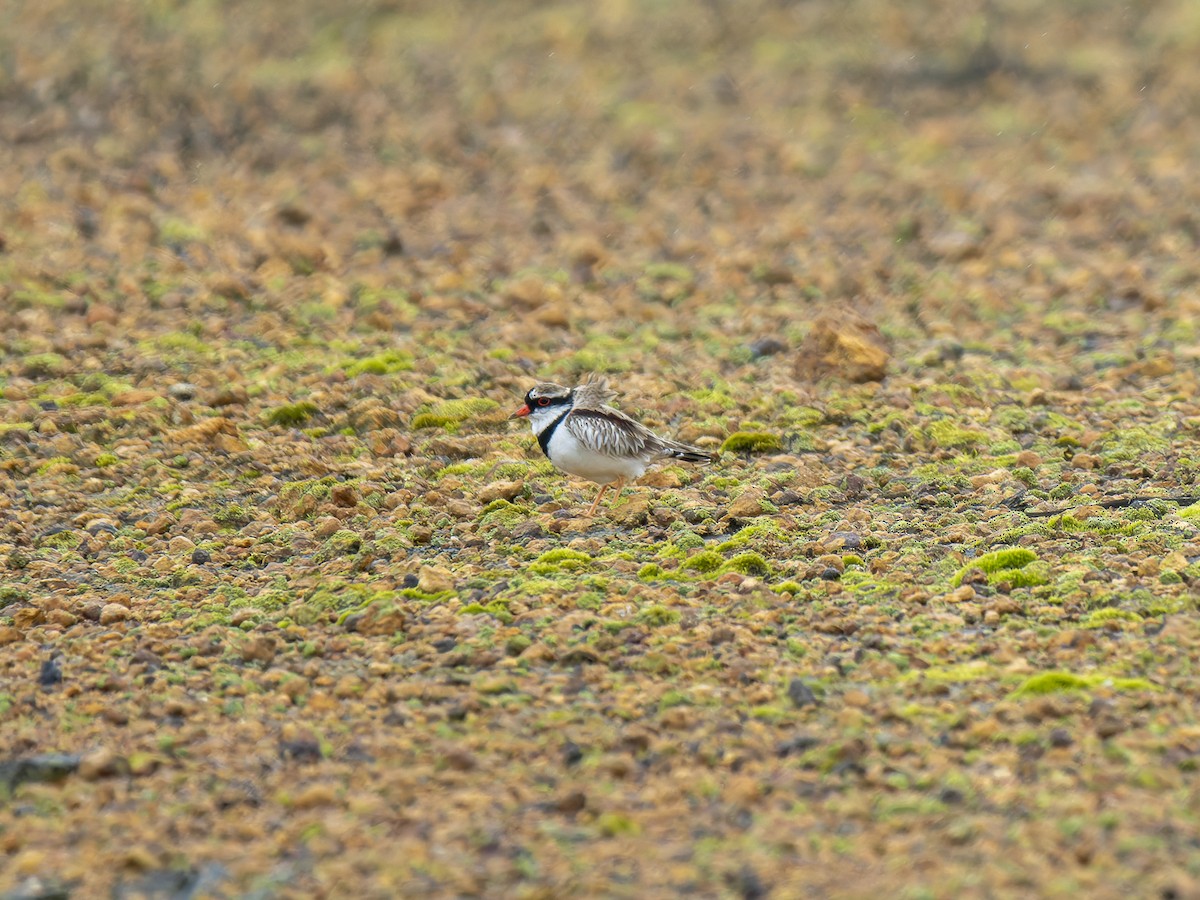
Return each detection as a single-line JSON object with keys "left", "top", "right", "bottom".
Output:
{"left": 3, "top": 1, "right": 1200, "bottom": 897}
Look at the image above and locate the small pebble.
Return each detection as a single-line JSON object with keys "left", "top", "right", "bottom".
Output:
{"left": 99, "top": 603, "right": 130, "bottom": 625}
{"left": 787, "top": 678, "right": 818, "bottom": 708}
{"left": 38, "top": 656, "right": 63, "bottom": 689}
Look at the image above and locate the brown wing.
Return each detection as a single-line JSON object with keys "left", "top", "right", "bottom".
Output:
{"left": 571, "top": 374, "right": 619, "bottom": 409}
{"left": 563, "top": 407, "right": 665, "bottom": 459}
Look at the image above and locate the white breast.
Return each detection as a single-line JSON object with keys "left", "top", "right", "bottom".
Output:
{"left": 542, "top": 421, "right": 649, "bottom": 484}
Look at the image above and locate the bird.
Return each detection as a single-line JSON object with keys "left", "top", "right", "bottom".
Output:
{"left": 512, "top": 376, "right": 714, "bottom": 516}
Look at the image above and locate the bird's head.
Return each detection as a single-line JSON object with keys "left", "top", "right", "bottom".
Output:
{"left": 512, "top": 382, "right": 573, "bottom": 419}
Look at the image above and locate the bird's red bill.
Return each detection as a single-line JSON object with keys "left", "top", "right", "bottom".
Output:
{"left": 512, "top": 404, "right": 531, "bottom": 418}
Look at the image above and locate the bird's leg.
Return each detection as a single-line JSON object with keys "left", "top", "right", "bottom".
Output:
{"left": 610, "top": 478, "right": 627, "bottom": 506}
{"left": 585, "top": 484, "right": 610, "bottom": 517}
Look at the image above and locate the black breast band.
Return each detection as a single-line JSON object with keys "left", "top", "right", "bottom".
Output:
{"left": 537, "top": 409, "right": 571, "bottom": 457}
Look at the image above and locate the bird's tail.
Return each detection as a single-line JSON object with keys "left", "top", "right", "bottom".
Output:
{"left": 660, "top": 442, "right": 715, "bottom": 465}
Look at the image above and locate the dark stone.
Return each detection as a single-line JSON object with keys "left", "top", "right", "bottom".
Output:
{"left": 278, "top": 739, "right": 323, "bottom": 763}
{"left": 820, "top": 566, "right": 841, "bottom": 581}
{"left": 1049, "top": 727, "right": 1073, "bottom": 748}
{"left": 726, "top": 864, "right": 768, "bottom": 900}
{"left": 749, "top": 336, "right": 788, "bottom": 358}
{"left": 0, "top": 753, "right": 81, "bottom": 791}
{"left": 112, "top": 864, "right": 229, "bottom": 900}
{"left": 38, "top": 656, "right": 63, "bottom": 689}
{"left": 843, "top": 474, "right": 866, "bottom": 498}
{"left": 555, "top": 790, "right": 586, "bottom": 814}
{"left": 827, "top": 531, "right": 863, "bottom": 550}
{"left": 432, "top": 637, "right": 457, "bottom": 653}
{"left": 2, "top": 876, "right": 73, "bottom": 900}
{"left": 190, "top": 548, "right": 210, "bottom": 564}
{"left": 938, "top": 786, "right": 966, "bottom": 805}
{"left": 342, "top": 742, "right": 375, "bottom": 763}
{"left": 562, "top": 741, "right": 584, "bottom": 767}
{"left": 787, "top": 678, "right": 818, "bottom": 708}
{"left": 401, "top": 573, "right": 419, "bottom": 588}
{"left": 775, "top": 734, "right": 820, "bottom": 757}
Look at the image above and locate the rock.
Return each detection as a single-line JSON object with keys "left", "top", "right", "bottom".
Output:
{"left": 46, "top": 609, "right": 78, "bottom": 628}
{"left": 99, "top": 603, "right": 130, "bottom": 625}
{"left": 555, "top": 790, "right": 587, "bottom": 814}
{"left": 279, "top": 736, "right": 323, "bottom": 764}
{"left": 775, "top": 734, "right": 821, "bottom": 757}
{"left": 445, "top": 499, "right": 475, "bottom": 519}
{"left": 443, "top": 748, "right": 477, "bottom": 771}
{"left": 926, "top": 229, "right": 983, "bottom": 260}
{"left": 843, "top": 689, "right": 870, "bottom": 707}
{"left": 726, "top": 489, "right": 766, "bottom": 519}
{"left": 140, "top": 514, "right": 174, "bottom": 536}
{"left": 749, "top": 337, "right": 788, "bottom": 357}
{"left": 5, "top": 875, "right": 74, "bottom": 900}
{"left": 38, "top": 656, "right": 63, "bottom": 688}
{"left": 822, "top": 531, "right": 863, "bottom": 551}
{"left": 292, "top": 782, "right": 337, "bottom": 808}
{"left": 351, "top": 605, "right": 405, "bottom": 636}
{"left": 331, "top": 484, "right": 359, "bottom": 507}
{"left": 478, "top": 480, "right": 524, "bottom": 503}
{"left": 728, "top": 864, "right": 769, "bottom": 900}
{"left": 0, "top": 753, "right": 81, "bottom": 791}
{"left": 110, "top": 389, "right": 158, "bottom": 407}
{"left": 710, "top": 627, "right": 736, "bottom": 645}
{"left": 86, "top": 303, "right": 119, "bottom": 326}
{"left": 191, "top": 548, "right": 211, "bottom": 564}
{"left": 209, "top": 386, "right": 248, "bottom": 408}
{"left": 795, "top": 311, "right": 890, "bottom": 383}
{"left": 969, "top": 469, "right": 1009, "bottom": 488}
{"left": 562, "top": 741, "right": 584, "bottom": 766}
{"left": 417, "top": 565, "right": 455, "bottom": 594}
{"left": 1048, "top": 728, "right": 1073, "bottom": 748}
{"left": 240, "top": 635, "right": 278, "bottom": 665}
{"left": 518, "top": 642, "right": 557, "bottom": 663}
{"left": 0, "top": 626, "right": 21, "bottom": 645}
{"left": 168, "top": 383, "right": 199, "bottom": 401}
{"left": 816, "top": 554, "right": 845, "bottom": 574}
{"left": 1016, "top": 450, "right": 1042, "bottom": 468}
{"left": 78, "top": 747, "right": 127, "bottom": 780}
{"left": 941, "top": 585, "right": 976, "bottom": 604}
{"left": 77, "top": 602, "right": 103, "bottom": 622}
{"left": 787, "top": 678, "right": 818, "bottom": 708}
{"left": 611, "top": 495, "right": 651, "bottom": 526}
{"left": 560, "top": 645, "right": 602, "bottom": 665}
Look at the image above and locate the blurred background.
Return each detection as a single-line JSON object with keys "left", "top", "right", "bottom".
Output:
{"left": 4, "top": 0, "right": 1198, "bottom": 391}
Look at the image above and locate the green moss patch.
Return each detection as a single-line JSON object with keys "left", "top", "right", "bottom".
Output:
{"left": 411, "top": 398, "right": 499, "bottom": 431}
{"left": 720, "top": 431, "right": 784, "bottom": 454}
{"left": 926, "top": 420, "right": 987, "bottom": 449}
{"left": 953, "top": 548, "right": 1041, "bottom": 587}
{"left": 721, "top": 552, "right": 771, "bottom": 577}
{"left": 343, "top": 349, "right": 414, "bottom": 377}
{"left": 266, "top": 401, "right": 319, "bottom": 427}
{"left": 1008, "top": 671, "right": 1158, "bottom": 699}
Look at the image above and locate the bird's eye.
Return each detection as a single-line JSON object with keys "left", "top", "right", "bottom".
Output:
{"left": 537, "top": 397, "right": 550, "bottom": 406}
